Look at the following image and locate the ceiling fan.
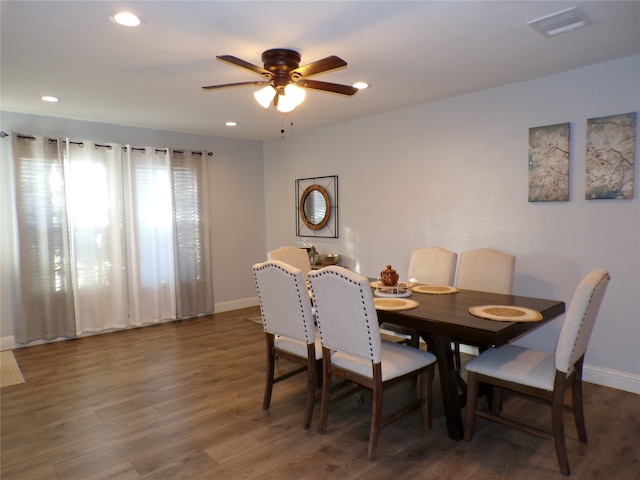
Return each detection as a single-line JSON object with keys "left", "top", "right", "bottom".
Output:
{"left": 202, "top": 49, "right": 358, "bottom": 112}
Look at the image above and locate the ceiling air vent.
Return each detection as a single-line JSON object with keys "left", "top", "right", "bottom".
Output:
{"left": 527, "top": 6, "right": 590, "bottom": 37}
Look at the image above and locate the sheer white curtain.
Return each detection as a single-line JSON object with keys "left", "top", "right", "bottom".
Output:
{"left": 123, "top": 146, "right": 177, "bottom": 324}
{"left": 64, "top": 140, "right": 130, "bottom": 334}
{"left": 11, "top": 133, "right": 214, "bottom": 343}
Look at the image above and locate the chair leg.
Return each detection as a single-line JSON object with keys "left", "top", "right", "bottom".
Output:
{"left": 464, "top": 371, "right": 480, "bottom": 442}
{"left": 552, "top": 388, "right": 570, "bottom": 475}
{"left": 572, "top": 367, "right": 588, "bottom": 443}
{"left": 263, "top": 335, "right": 275, "bottom": 410}
{"left": 303, "top": 346, "right": 317, "bottom": 430}
{"left": 368, "top": 371, "right": 383, "bottom": 461}
{"left": 318, "top": 352, "right": 332, "bottom": 434}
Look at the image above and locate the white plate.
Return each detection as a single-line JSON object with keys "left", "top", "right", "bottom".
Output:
{"left": 370, "top": 281, "right": 409, "bottom": 289}
{"left": 374, "top": 289, "right": 412, "bottom": 298}
{"left": 371, "top": 281, "right": 412, "bottom": 297}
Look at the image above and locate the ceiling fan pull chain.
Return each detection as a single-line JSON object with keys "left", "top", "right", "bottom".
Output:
{"left": 278, "top": 114, "right": 296, "bottom": 139}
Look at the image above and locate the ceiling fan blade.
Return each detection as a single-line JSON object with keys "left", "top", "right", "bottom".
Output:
{"left": 290, "top": 56, "right": 347, "bottom": 78}
{"left": 216, "top": 55, "right": 271, "bottom": 76}
{"left": 296, "top": 79, "right": 358, "bottom": 96}
{"left": 202, "top": 81, "right": 270, "bottom": 90}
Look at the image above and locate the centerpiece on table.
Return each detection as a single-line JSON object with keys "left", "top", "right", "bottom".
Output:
{"left": 372, "top": 265, "right": 412, "bottom": 297}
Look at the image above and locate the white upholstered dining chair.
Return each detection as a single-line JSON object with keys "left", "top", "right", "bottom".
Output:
{"left": 252, "top": 260, "right": 321, "bottom": 429}
{"left": 308, "top": 266, "right": 437, "bottom": 460}
{"left": 267, "top": 246, "right": 312, "bottom": 281}
{"left": 455, "top": 248, "right": 515, "bottom": 295}
{"left": 464, "top": 268, "right": 610, "bottom": 476}
{"left": 453, "top": 248, "right": 516, "bottom": 368}
{"left": 384, "top": 246, "right": 458, "bottom": 347}
{"left": 407, "top": 246, "right": 458, "bottom": 285}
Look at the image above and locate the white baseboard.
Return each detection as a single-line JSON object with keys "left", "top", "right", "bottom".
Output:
{"left": 214, "top": 296, "right": 259, "bottom": 313}
{"left": 1, "top": 335, "right": 16, "bottom": 351}
{"left": 583, "top": 364, "right": 640, "bottom": 394}
{"left": 458, "top": 344, "right": 479, "bottom": 356}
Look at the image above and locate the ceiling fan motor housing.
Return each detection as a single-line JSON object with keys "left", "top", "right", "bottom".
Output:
{"left": 262, "top": 49, "right": 301, "bottom": 70}
{"left": 262, "top": 49, "right": 302, "bottom": 89}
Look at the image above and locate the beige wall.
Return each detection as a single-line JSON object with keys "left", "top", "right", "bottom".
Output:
{"left": 263, "top": 55, "right": 640, "bottom": 393}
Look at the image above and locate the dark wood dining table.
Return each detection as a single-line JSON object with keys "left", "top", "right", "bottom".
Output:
{"left": 375, "top": 287, "right": 565, "bottom": 441}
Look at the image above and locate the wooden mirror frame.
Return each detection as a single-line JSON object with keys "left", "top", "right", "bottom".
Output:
{"left": 296, "top": 175, "right": 338, "bottom": 238}
{"left": 299, "top": 184, "right": 330, "bottom": 230}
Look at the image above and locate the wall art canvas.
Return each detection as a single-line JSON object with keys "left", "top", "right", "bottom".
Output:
{"left": 528, "top": 122, "right": 570, "bottom": 202}
{"left": 586, "top": 112, "right": 636, "bottom": 199}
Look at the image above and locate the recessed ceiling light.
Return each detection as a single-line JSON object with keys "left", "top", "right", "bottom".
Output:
{"left": 528, "top": 7, "right": 590, "bottom": 37}
{"left": 110, "top": 12, "right": 141, "bottom": 27}
{"left": 353, "top": 82, "right": 369, "bottom": 90}
{"left": 41, "top": 96, "right": 59, "bottom": 103}
{"left": 225, "top": 121, "right": 238, "bottom": 127}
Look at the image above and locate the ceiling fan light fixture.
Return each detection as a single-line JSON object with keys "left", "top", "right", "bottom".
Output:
{"left": 285, "top": 84, "right": 306, "bottom": 105}
{"left": 276, "top": 95, "right": 297, "bottom": 113}
{"left": 274, "top": 84, "right": 305, "bottom": 113}
{"left": 254, "top": 86, "right": 276, "bottom": 108}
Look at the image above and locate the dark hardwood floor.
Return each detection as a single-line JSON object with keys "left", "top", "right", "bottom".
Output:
{"left": 2, "top": 306, "right": 639, "bottom": 479}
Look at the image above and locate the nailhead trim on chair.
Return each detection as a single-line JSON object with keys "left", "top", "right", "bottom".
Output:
{"left": 359, "top": 284, "right": 375, "bottom": 358}
{"left": 253, "top": 261, "right": 313, "bottom": 343}
{"left": 562, "top": 272, "right": 610, "bottom": 373}
{"left": 309, "top": 267, "right": 376, "bottom": 362}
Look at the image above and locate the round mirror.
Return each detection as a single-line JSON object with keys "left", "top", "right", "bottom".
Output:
{"left": 300, "top": 184, "right": 330, "bottom": 230}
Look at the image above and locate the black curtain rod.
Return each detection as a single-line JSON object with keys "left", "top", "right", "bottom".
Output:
{"left": 45, "top": 138, "right": 84, "bottom": 146}
{"left": 122, "top": 146, "right": 169, "bottom": 153}
{"left": 173, "top": 150, "right": 213, "bottom": 157}
{"left": 7, "top": 132, "right": 213, "bottom": 156}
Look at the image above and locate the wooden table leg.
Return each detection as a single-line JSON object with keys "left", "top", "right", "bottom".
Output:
{"left": 431, "top": 333, "right": 465, "bottom": 440}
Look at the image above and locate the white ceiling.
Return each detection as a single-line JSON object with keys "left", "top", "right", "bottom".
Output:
{"left": 2, "top": 1, "right": 639, "bottom": 141}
